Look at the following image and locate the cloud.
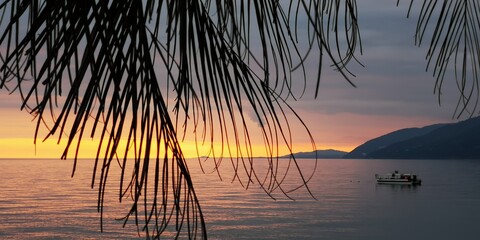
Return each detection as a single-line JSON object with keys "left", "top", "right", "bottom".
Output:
{"left": 286, "top": 1, "right": 462, "bottom": 119}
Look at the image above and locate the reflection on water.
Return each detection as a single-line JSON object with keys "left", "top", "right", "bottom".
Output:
{"left": 375, "top": 183, "right": 420, "bottom": 192}
{"left": 0, "top": 159, "right": 479, "bottom": 239}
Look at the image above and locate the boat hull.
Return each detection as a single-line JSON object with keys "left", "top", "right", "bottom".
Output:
{"left": 375, "top": 171, "right": 422, "bottom": 185}
{"left": 376, "top": 179, "right": 422, "bottom": 185}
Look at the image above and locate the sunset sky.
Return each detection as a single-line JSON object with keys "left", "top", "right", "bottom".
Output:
{"left": 0, "top": 1, "right": 465, "bottom": 159}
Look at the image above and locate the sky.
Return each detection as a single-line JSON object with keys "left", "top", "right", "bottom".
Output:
{"left": 285, "top": 1, "right": 461, "bottom": 151}
{"left": 0, "top": 1, "right": 468, "bottom": 158}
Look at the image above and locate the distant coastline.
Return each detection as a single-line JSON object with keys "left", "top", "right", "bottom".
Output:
{"left": 285, "top": 116, "right": 480, "bottom": 160}
{"left": 279, "top": 149, "right": 347, "bottom": 159}
{"left": 344, "top": 116, "right": 480, "bottom": 160}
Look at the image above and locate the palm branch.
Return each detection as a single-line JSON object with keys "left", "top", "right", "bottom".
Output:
{"left": 0, "top": 0, "right": 361, "bottom": 238}
{"left": 404, "top": 0, "right": 480, "bottom": 116}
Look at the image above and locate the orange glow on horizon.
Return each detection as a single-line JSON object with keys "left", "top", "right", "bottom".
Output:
{"left": 0, "top": 102, "right": 352, "bottom": 159}
{"left": 0, "top": 137, "right": 351, "bottom": 159}
{"left": 0, "top": 109, "right": 376, "bottom": 159}
{"left": 1, "top": 103, "right": 442, "bottom": 159}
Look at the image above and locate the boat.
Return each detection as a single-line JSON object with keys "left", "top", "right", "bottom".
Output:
{"left": 375, "top": 170, "right": 422, "bottom": 185}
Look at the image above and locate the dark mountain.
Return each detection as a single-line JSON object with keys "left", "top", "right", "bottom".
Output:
{"left": 281, "top": 149, "right": 347, "bottom": 159}
{"left": 344, "top": 124, "right": 445, "bottom": 159}
{"left": 344, "top": 117, "right": 480, "bottom": 159}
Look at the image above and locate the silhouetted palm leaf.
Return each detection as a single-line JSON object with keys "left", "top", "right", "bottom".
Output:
{"left": 0, "top": 1, "right": 361, "bottom": 238}
{"left": 403, "top": 0, "right": 480, "bottom": 117}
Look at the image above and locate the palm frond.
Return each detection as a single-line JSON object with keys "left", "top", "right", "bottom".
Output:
{"left": 0, "top": 0, "right": 361, "bottom": 238}
{"left": 404, "top": 0, "right": 480, "bottom": 117}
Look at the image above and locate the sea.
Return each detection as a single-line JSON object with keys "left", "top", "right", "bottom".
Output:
{"left": 0, "top": 158, "right": 479, "bottom": 240}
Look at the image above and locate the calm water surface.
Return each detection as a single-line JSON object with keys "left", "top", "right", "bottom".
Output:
{"left": 0, "top": 159, "right": 479, "bottom": 239}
